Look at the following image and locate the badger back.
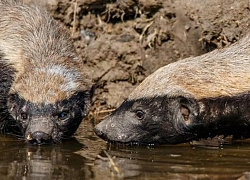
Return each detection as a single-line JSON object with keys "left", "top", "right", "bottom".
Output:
{"left": 128, "top": 35, "right": 250, "bottom": 101}
{"left": 0, "top": 0, "right": 92, "bottom": 104}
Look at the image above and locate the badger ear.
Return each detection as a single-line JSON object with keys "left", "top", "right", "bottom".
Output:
{"left": 81, "top": 90, "right": 93, "bottom": 116}
{"left": 7, "top": 93, "right": 18, "bottom": 103}
{"left": 178, "top": 97, "right": 199, "bottom": 126}
{"left": 180, "top": 104, "right": 190, "bottom": 125}
{"left": 167, "top": 96, "right": 199, "bottom": 129}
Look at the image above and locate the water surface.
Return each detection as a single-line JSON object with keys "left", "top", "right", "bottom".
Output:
{"left": 0, "top": 120, "right": 249, "bottom": 180}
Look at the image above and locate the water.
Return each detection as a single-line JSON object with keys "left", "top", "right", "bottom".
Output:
{"left": 0, "top": 120, "right": 249, "bottom": 180}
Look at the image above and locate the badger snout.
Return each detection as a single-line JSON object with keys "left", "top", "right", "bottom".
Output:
{"left": 27, "top": 131, "right": 51, "bottom": 145}
{"left": 94, "top": 121, "right": 108, "bottom": 140}
{"left": 94, "top": 118, "right": 130, "bottom": 143}
{"left": 25, "top": 117, "right": 56, "bottom": 145}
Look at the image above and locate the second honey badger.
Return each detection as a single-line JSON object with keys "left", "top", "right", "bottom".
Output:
{"left": 0, "top": 0, "right": 92, "bottom": 144}
{"left": 95, "top": 34, "right": 250, "bottom": 145}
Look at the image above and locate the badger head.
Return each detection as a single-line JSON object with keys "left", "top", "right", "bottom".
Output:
{"left": 94, "top": 95, "right": 199, "bottom": 145}
{"left": 94, "top": 63, "right": 202, "bottom": 145}
{"left": 7, "top": 64, "right": 92, "bottom": 145}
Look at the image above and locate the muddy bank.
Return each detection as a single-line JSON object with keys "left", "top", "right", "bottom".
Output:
{"left": 25, "top": 0, "right": 250, "bottom": 117}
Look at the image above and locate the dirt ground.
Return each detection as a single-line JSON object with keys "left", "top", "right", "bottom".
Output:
{"left": 24, "top": 0, "right": 250, "bottom": 119}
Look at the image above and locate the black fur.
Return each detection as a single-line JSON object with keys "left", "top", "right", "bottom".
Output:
{"left": 7, "top": 91, "right": 90, "bottom": 144}
{"left": 95, "top": 96, "right": 197, "bottom": 144}
{"left": 95, "top": 93, "right": 250, "bottom": 145}
{"left": 194, "top": 93, "right": 250, "bottom": 139}
{"left": 0, "top": 53, "right": 15, "bottom": 133}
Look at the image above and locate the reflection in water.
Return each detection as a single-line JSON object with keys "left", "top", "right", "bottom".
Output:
{"left": 0, "top": 137, "right": 89, "bottom": 180}
{"left": 94, "top": 150, "right": 141, "bottom": 179}
{"left": 0, "top": 121, "right": 250, "bottom": 180}
{"left": 96, "top": 142, "right": 250, "bottom": 180}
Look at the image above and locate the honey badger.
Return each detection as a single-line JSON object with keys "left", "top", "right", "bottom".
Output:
{"left": 0, "top": 0, "right": 92, "bottom": 144}
{"left": 95, "top": 34, "right": 250, "bottom": 145}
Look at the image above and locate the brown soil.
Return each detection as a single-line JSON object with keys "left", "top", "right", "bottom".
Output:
{"left": 25, "top": 0, "right": 250, "bottom": 120}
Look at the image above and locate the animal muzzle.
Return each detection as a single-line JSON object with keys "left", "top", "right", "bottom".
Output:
{"left": 26, "top": 131, "right": 51, "bottom": 144}
{"left": 94, "top": 118, "right": 129, "bottom": 143}
{"left": 25, "top": 117, "right": 55, "bottom": 145}
{"left": 94, "top": 119, "right": 110, "bottom": 140}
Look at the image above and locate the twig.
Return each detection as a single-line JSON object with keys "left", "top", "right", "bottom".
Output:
{"left": 103, "top": 150, "right": 124, "bottom": 179}
{"left": 139, "top": 21, "right": 154, "bottom": 45}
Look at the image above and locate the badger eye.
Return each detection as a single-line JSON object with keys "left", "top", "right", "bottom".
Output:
{"left": 21, "top": 113, "right": 28, "bottom": 120}
{"left": 135, "top": 110, "right": 145, "bottom": 120}
{"left": 58, "top": 111, "right": 69, "bottom": 120}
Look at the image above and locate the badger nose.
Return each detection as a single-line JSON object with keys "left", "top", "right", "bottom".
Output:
{"left": 27, "top": 131, "right": 51, "bottom": 145}
{"left": 94, "top": 125, "right": 105, "bottom": 139}
{"left": 94, "top": 126, "right": 104, "bottom": 137}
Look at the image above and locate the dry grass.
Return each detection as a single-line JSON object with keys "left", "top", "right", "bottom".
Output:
{"left": 87, "top": 108, "right": 115, "bottom": 124}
